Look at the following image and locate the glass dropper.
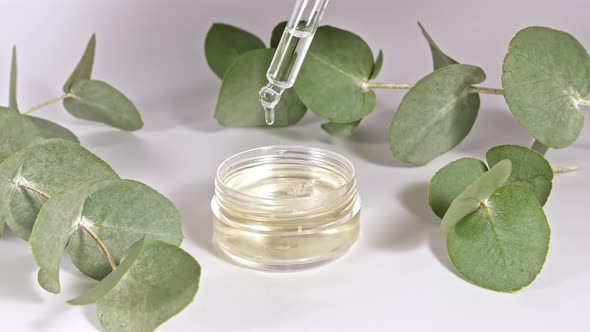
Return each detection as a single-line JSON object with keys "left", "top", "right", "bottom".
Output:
{"left": 258, "top": 0, "right": 330, "bottom": 125}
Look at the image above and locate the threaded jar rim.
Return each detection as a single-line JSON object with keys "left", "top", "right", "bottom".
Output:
{"left": 214, "top": 145, "right": 359, "bottom": 218}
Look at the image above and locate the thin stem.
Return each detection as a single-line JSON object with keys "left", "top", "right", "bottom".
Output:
{"left": 25, "top": 93, "right": 74, "bottom": 114}
{"left": 365, "top": 82, "right": 415, "bottom": 90}
{"left": 578, "top": 98, "right": 590, "bottom": 107}
{"left": 553, "top": 166, "right": 578, "bottom": 174}
{"left": 17, "top": 181, "right": 49, "bottom": 198}
{"left": 531, "top": 140, "right": 549, "bottom": 155}
{"left": 366, "top": 82, "right": 504, "bottom": 95}
{"left": 464, "top": 86, "right": 504, "bottom": 95}
{"left": 79, "top": 223, "right": 118, "bottom": 270}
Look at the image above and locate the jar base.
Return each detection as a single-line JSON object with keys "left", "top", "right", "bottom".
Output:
{"left": 213, "top": 240, "right": 355, "bottom": 272}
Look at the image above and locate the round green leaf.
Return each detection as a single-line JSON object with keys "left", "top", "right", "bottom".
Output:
{"left": 215, "top": 48, "right": 306, "bottom": 127}
{"left": 486, "top": 144, "right": 553, "bottom": 206}
{"left": 69, "top": 238, "right": 201, "bottom": 332}
{"left": 294, "top": 26, "right": 376, "bottom": 123}
{"left": 205, "top": 23, "right": 266, "bottom": 79}
{"left": 441, "top": 159, "right": 512, "bottom": 234}
{"left": 428, "top": 158, "right": 488, "bottom": 219}
{"left": 502, "top": 26, "right": 590, "bottom": 148}
{"left": 0, "top": 107, "right": 43, "bottom": 163}
{"left": 270, "top": 21, "right": 287, "bottom": 48}
{"left": 321, "top": 119, "right": 362, "bottom": 137}
{"left": 63, "top": 79, "right": 143, "bottom": 131}
{"left": 63, "top": 34, "right": 96, "bottom": 93}
{"left": 0, "top": 139, "right": 118, "bottom": 240}
{"left": 447, "top": 184, "right": 550, "bottom": 292}
{"left": 389, "top": 64, "right": 485, "bottom": 165}
{"left": 30, "top": 179, "right": 183, "bottom": 293}
{"left": 28, "top": 116, "right": 79, "bottom": 143}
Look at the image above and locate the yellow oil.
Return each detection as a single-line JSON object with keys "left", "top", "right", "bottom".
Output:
{"left": 212, "top": 163, "right": 360, "bottom": 269}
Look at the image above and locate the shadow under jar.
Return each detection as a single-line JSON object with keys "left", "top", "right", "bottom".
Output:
{"left": 212, "top": 146, "right": 361, "bottom": 271}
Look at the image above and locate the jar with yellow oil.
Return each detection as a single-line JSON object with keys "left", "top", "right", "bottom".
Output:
{"left": 211, "top": 146, "right": 360, "bottom": 270}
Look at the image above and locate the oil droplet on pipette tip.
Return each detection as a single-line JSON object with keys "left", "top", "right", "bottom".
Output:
{"left": 259, "top": 83, "right": 283, "bottom": 126}
{"left": 264, "top": 106, "right": 275, "bottom": 125}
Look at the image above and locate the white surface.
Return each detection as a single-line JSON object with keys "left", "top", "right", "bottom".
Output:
{"left": 1, "top": 1, "right": 589, "bottom": 331}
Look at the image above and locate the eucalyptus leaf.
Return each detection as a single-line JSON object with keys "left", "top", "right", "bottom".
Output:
{"left": 486, "top": 144, "right": 553, "bottom": 205}
{"left": 0, "top": 110, "right": 79, "bottom": 166}
{"left": 418, "top": 22, "right": 458, "bottom": 69}
{"left": 205, "top": 23, "right": 266, "bottom": 79}
{"left": 502, "top": 26, "right": 590, "bottom": 148}
{"left": 28, "top": 116, "right": 79, "bottom": 143}
{"left": 9, "top": 45, "right": 18, "bottom": 111}
{"left": 215, "top": 48, "right": 306, "bottom": 127}
{"left": 294, "top": 26, "right": 376, "bottom": 123}
{"left": 369, "top": 50, "right": 383, "bottom": 80}
{"left": 0, "top": 108, "right": 43, "bottom": 164}
{"left": 271, "top": 21, "right": 288, "bottom": 48}
{"left": 30, "top": 179, "right": 183, "bottom": 293}
{"left": 321, "top": 119, "right": 362, "bottom": 137}
{"left": 389, "top": 64, "right": 484, "bottom": 165}
{"left": 63, "top": 79, "right": 143, "bottom": 131}
{"left": 440, "top": 159, "right": 512, "bottom": 234}
{"left": 0, "top": 139, "right": 118, "bottom": 240}
{"left": 428, "top": 158, "right": 488, "bottom": 218}
{"left": 69, "top": 238, "right": 201, "bottom": 332}
{"left": 447, "top": 184, "right": 550, "bottom": 292}
{"left": 64, "top": 34, "right": 96, "bottom": 93}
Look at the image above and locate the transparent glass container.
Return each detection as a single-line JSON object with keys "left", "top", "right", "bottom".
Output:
{"left": 211, "top": 146, "right": 361, "bottom": 271}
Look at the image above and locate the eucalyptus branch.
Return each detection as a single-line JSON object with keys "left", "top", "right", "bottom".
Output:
{"left": 24, "top": 93, "right": 74, "bottom": 114}
{"left": 366, "top": 82, "right": 504, "bottom": 95}
{"left": 79, "top": 222, "right": 118, "bottom": 270}
{"left": 17, "top": 181, "right": 49, "bottom": 198}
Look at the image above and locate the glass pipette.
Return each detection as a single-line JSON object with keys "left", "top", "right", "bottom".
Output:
{"left": 258, "top": 0, "right": 330, "bottom": 125}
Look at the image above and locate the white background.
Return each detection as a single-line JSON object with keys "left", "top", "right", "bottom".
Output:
{"left": 0, "top": 0, "right": 589, "bottom": 331}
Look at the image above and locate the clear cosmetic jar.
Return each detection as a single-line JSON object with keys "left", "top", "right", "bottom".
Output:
{"left": 211, "top": 146, "right": 361, "bottom": 270}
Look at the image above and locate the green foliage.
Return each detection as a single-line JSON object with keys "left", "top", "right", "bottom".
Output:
{"left": 440, "top": 159, "right": 512, "bottom": 234}
{"left": 295, "top": 26, "right": 376, "bottom": 123}
{"left": 1, "top": 35, "right": 201, "bottom": 331}
{"left": 28, "top": 116, "right": 79, "bottom": 142}
{"left": 9, "top": 46, "right": 18, "bottom": 110}
{"left": 64, "top": 79, "right": 143, "bottom": 131}
{"left": 321, "top": 120, "right": 362, "bottom": 137}
{"left": 369, "top": 50, "right": 384, "bottom": 81}
{"left": 0, "top": 108, "right": 44, "bottom": 163}
{"left": 0, "top": 139, "right": 200, "bottom": 330}
{"left": 69, "top": 238, "right": 200, "bottom": 332}
{"left": 430, "top": 144, "right": 554, "bottom": 292}
{"left": 447, "top": 184, "right": 549, "bottom": 292}
{"left": 428, "top": 158, "right": 488, "bottom": 218}
{"left": 486, "top": 144, "right": 553, "bottom": 205}
{"left": 389, "top": 64, "right": 484, "bottom": 165}
{"left": 502, "top": 27, "right": 590, "bottom": 148}
{"left": 418, "top": 22, "right": 458, "bottom": 69}
{"left": 31, "top": 178, "right": 184, "bottom": 293}
{"left": 206, "top": 22, "right": 590, "bottom": 163}
{"left": 0, "top": 139, "right": 118, "bottom": 240}
{"left": 64, "top": 34, "right": 96, "bottom": 93}
{"left": 270, "top": 21, "right": 288, "bottom": 48}
{"left": 215, "top": 48, "right": 306, "bottom": 126}
{"left": 205, "top": 23, "right": 266, "bottom": 78}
